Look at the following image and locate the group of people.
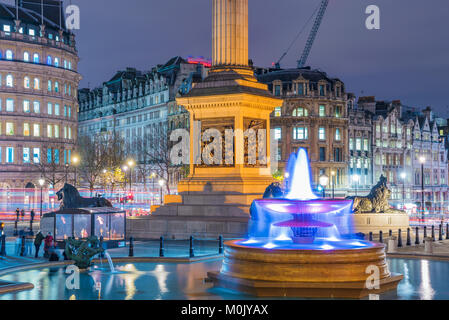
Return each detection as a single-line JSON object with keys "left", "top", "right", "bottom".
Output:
{"left": 15, "top": 208, "right": 36, "bottom": 222}
{"left": 15, "top": 229, "right": 55, "bottom": 259}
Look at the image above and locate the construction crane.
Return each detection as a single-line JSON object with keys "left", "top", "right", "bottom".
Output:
{"left": 297, "top": 0, "right": 329, "bottom": 68}
{"left": 274, "top": 0, "right": 329, "bottom": 69}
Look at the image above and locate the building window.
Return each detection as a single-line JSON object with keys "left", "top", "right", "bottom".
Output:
{"left": 55, "top": 81, "right": 59, "bottom": 93}
{"left": 334, "top": 148, "right": 342, "bottom": 162}
{"left": 23, "top": 100, "right": 30, "bottom": 113}
{"left": 356, "top": 138, "right": 362, "bottom": 151}
{"left": 54, "top": 149, "right": 60, "bottom": 164}
{"left": 33, "top": 53, "right": 39, "bottom": 63}
{"left": 319, "top": 85, "right": 325, "bottom": 96}
{"left": 5, "top": 50, "right": 13, "bottom": 60}
{"left": 274, "top": 127, "right": 282, "bottom": 140}
{"left": 319, "top": 105, "right": 326, "bottom": 117}
{"left": 54, "top": 125, "right": 59, "bottom": 138}
{"left": 24, "top": 76, "right": 30, "bottom": 88}
{"left": 33, "top": 101, "right": 40, "bottom": 113}
{"left": 292, "top": 107, "right": 308, "bottom": 117}
{"left": 335, "top": 128, "right": 341, "bottom": 141}
{"left": 33, "top": 148, "right": 40, "bottom": 163}
{"left": 6, "top": 122, "right": 14, "bottom": 135}
{"left": 48, "top": 103, "right": 52, "bottom": 115}
{"left": 54, "top": 57, "right": 59, "bottom": 67}
{"left": 23, "top": 52, "right": 30, "bottom": 62}
{"left": 55, "top": 104, "right": 60, "bottom": 115}
{"left": 349, "top": 138, "right": 354, "bottom": 151}
{"left": 33, "top": 124, "right": 40, "bottom": 137}
{"left": 6, "top": 99, "right": 14, "bottom": 112}
{"left": 47, "top": 56, "right": 52, "bottom": 65}
{"left": 47, "top": 125, "right": 53, "bottom": 138}
{"left": 318, "top": 127, "right": 326, "bottom": 140}
{"left": 48, "top": 80, "right": 52, "bottom": 92}
{"left": 6, "top": 147, "right": 14, "bottom": 163}
{"left": 319, "top": 147, "right": 326, "bottom": 161}
{"left": 335, "top": 106, "right": 342, "bottom": 118}
{"left": 6, "top": 74, "right": 13, "bottom": 87}
{"left": 293, "top": 127, "right": 308, "bottom": 140}
{"left": 47, "top": 148, "right": 52, "bottom": 163}
{"left": 23, "top": 148, "right": 30, "bottom": 163}
{"left": 297, "top": 83, "right": 304, "bottom": 95}
{"left": 3, "top": 25, "right": 11, "bottom": 33}
{"left": 274, "top": 85, "right": 281, "bottom": 96}
{"left": 274, "top": 106, "right": 281, "bottom": 117}
{"left": 29, "top": 29, "right": 35, "bottom": 37}
{"left": 363, "top": 138, "right": 369, "bottom": 151}
{"left": 23, "top": 123, "right": 30, "bottom": 136}
{"left": 34, "top": 78, "right": 40, "bottom": 90}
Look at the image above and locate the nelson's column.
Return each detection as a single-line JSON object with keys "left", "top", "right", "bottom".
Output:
{"left": 127, "top": 0, "right": 282, "bottom": 239}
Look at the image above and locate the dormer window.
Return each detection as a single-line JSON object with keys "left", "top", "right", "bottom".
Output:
{"left": 274, "top": 85, "right": 281, "bottom": 96}
{"left": 292, "top": 107, "right": 308, "bottom": 117}
{"left": 29, "top": 29, "right": 35, "bottom": 37}
{"left": 3, "top": 25, "right": 11, "bottom": 34}
{"left": 319, "top": 84, "right": 325, "bottom": 96}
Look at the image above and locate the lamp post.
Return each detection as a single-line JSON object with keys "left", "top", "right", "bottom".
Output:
{"left": 65, "top": 163, "right": 69, "bottom": 183}
{"left": 331, "top": 170, "right": 336, "bottom": 199}
{"left": 72, "top": 156, "right": 79, "bottom": 187}
{"left": 38, "top": 178, "right": 45, "bottom": 218}
{"left": 127, "top": 159, "right": 135, "bottom": 194}
{"left": 158, "top": 179, "right": 165, "bottom": 205}
{"left": 319, "top": 174, "right": 329, "bottom": 199}
{"left": 420, "top": 156, "right": 426, "bottom": 222}
{"left": 151, "top": 172, "right": 156, "bottom": 205}
{"left": 400, "top": 172, "right": 406, "bottom": 210}
{"left": 122, "top": 165, "right": 129, "bottom": 191}
{"left": 352, "top": 174, "right": 360, "bottom": 196}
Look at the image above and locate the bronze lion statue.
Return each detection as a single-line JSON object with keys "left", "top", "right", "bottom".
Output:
{"left": 347, "top": 175, "right": 392, "bottom": 213}
{"left": 56, "top": 183, "right": 113, "bottom": 209}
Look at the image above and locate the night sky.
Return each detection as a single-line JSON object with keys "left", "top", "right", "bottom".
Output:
{"left": 12, "top": 0, "right": 449, "bottom": 116}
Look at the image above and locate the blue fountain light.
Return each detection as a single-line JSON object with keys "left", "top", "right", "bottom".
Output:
{"left": 238, "top": 148, "right": 374, "bottom": 250}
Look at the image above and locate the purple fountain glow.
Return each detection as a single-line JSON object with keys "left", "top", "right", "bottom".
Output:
{"left": 237, "top": 148, "right": 374, "bottom": 250}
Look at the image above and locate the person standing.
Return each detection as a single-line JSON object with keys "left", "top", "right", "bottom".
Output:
{"left": 15, "top": 208, "right": 20, "bottom": 222}
{"left": 43, "top": 232, "right": 53, "bottom": 258}
{"left": 34, "top": 231, "right": 44, "bottom": 258}
{"left": 30, "top": 209, "right": 35, "bottom": 232}
{"left": 20, "top": 209, "right": 25, "bottom": 222}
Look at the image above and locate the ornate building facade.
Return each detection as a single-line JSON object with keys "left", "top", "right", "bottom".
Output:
{"left": 0, "top": 1, "right": 81, "bottom": 198}
{"left": 256, "top": 67, "right": 348, "bottom": 196}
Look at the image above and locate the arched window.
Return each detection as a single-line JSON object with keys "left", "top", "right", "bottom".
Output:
{"left": 292, "top": 107, "right": 308, "bottom": 117}
{"left": 33, "top": 53, "right": 39, "bottom": 63}
{"left": 34, "top": 78, "right": 40, "bottom": 90}
{"left": 23, "top": 51, "right": 30, "bottom": 62}
{"left": 54, "top": 57, "right": 59, "bottom": 67}
{"left": 54, "top": 81, "right": 59, "bottom": 93}
{"left": 46, "top": 55, "right": 52, "bottom": 65}
{"left": 48, "top": 80, "right": 52, "bottom": 92}
{"left": 6, "top": 74, "right": 13, "bottom": 87}
{"left": 24, "top": 76, "right": 30, "bottom": 88}
{"left": 5, "top": 50, "right": 13, "bottom": 60}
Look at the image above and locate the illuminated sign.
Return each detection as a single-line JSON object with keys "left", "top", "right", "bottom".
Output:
{"left": 187, "top": 56, "right": 212, "bottom": 68}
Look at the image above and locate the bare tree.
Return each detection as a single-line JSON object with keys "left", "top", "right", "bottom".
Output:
{"left": 34, "top": 161, "right": 66, "bottom": 190}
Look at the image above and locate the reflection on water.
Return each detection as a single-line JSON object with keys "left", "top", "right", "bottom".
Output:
{"left": 1, "top": 258, "right": 449, "bottom": 300}
{"left": 388, "top": 258, "right": 449, "bottom": 300}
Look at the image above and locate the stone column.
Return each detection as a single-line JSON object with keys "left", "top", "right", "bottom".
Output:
{"left": 213, "top": 0, "right": 248, "bottom": 67}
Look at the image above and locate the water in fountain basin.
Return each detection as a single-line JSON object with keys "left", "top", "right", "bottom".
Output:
{"left": 104, "top": 251, "right": 115, "bottom": 273}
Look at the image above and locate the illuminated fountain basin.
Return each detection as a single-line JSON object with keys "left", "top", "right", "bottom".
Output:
{"left": 208, "top": 148, "right": 403, "bottom": 299}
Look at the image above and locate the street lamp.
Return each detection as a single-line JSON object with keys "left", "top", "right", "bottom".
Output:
{"left": 331, "top": 171, "right": 336, "bottom": 199}
{"left": 65, "top": 163, "right": 69, "bottom": 183}
{"left": 400, "top": 172, "right": 406, "bottom": 210}
{"left": 319, "top": 174, "right": 329, "bottom": 198}
{"left": 420, "top": 156, "right": 426, "bottom": 221}
{"left": 38, "top": 178, "right": 45, "bottom": 218}
{"left": 158, "top": 179, "right": 165, "bottom": 205}
{"left": 151, "top": 172, "right": 156, "bottom": 205}
{"left": 352, "top": 174, "right": 360, "bottom": 196}
{"left": 126, "top": 159, "right": 135, "bottom": 193}
{"left": 72, "top": 155, "right": 79, "bottom": 187}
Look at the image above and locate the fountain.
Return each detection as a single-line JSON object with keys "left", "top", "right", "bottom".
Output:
{"left": 207, "top": 148, "right": 403, "bottom": 299}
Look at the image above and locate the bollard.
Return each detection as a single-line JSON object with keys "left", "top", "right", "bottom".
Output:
{"left": 439, "top": 224, "right": 443, "bottom": 241}
{"left": 424, "top": 237, "right": 433, "bottom": 254}
{"left": 431, "top": 225, "right": 435, "bottom": 242}
{"left": 159, "top": 236, "right": 165, "bottom": 257}
{"left": 447, "top": 223, "right": 449, "bottom": 240}
{"left": 397, "top": 229, "right": 403, "bottom": 248}
{"left": 387, "top": 236, "right": 397, "bottom": 253}
{"left": 369, "top": 232, "right": 373, "bottom": 242}
{"left": 406, "top": 228, "right": 411, "bottom": 246}
{"left": 128, "top": 237, "right": 134, "bottom": 257}
{"left": 415, "top": 227, "right": 420, "bottom": 245}
{"left": 389, "top": 230, "right": 392, "bottom": 237}
{"left": 218, "top": 235, "right": 224, "bottom": 254}
{"left": 20, "top": 236, "right": 25, "bottom": 256}
{"left": 0, "top": 234, "right": 6, "bottom": 256}
{"left": 189, "top": 236, "right": 195, "bottom": 258}
{"left": 424, "top": 226, "right": 427, "bottom": 240}
{"left": 99, "top": 236, "right": 104, "bottom": 258}
{"left": 379, "top": 230, "right": 383, "bottom": 243}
